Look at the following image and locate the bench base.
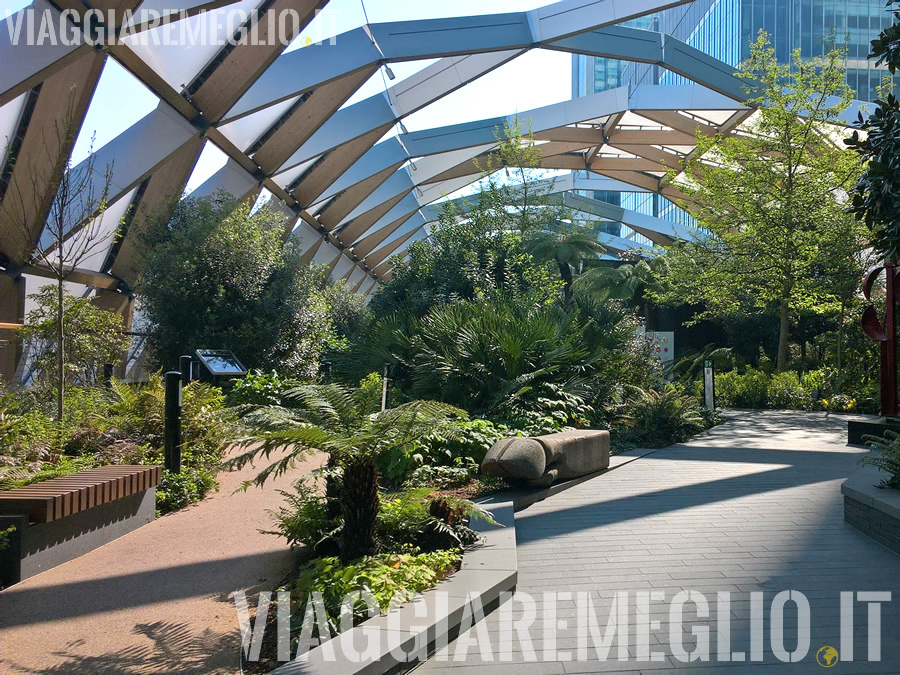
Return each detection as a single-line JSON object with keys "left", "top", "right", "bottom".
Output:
{"left": 1, "top": 488, "right": 155, "bottom": 587}
{"left": 847, "top": 417, "right": 900, "bottom": 446}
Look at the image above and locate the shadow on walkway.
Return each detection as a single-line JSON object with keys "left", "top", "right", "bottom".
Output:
{"left": 0, "top": 549, "right": 287, "bottom": 629}
{"left": 5, "top": 621, "right": 236, "bottom": 674}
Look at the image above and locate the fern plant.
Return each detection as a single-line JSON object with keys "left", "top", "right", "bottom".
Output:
{"left": 233, "top": 384, "right": 466, "bottom": 563}
{"left": 863, "top": 431, "right": 900, "bottom": 488}
{"left": 106, "top": 375, "right": 232, "bottom": 464}
{"left": 616, "top": 384, "right": 706, "bottom": 448}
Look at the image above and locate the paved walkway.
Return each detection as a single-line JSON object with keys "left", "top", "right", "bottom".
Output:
{"left": 419, "top": 410, "right": 900, "bottom": 674}
{"left": 0, "top": 450, "right": 324, "bottom": 674}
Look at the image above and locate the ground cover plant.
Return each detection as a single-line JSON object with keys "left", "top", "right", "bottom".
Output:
{"left": 0, "top": 376, "right": 234, "bottom": 514}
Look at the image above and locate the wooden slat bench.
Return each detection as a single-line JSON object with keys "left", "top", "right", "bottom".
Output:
{"left": 0, "top": 465, "right": 161, "bottom": 523}
{"left": 0, "top": 465, "right": 162, "bottom": 587}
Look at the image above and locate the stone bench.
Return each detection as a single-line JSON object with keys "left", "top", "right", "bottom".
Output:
{"left": 0, "top": 465, "right": 160, "bottom": 587}
{"left": 481, "top": 429, "right": 610, "bottom": 487}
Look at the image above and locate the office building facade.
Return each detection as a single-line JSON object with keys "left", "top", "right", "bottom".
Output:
{"left": 573, "top": 0, "right": 900, "bottom": 240}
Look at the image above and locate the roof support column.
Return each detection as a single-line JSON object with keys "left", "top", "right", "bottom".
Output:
{"left": 0, "top": 274, "right": 26, "bottom": 384}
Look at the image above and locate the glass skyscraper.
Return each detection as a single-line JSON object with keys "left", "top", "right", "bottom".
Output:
{"left": 574, "top": 0, "right": 900, "bottom": 241}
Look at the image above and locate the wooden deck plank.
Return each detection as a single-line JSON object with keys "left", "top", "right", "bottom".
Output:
{"left": 0, "top": 465, "right": 162, "bottom": 522}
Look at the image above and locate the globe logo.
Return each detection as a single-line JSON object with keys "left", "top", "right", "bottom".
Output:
{"left": 816, "top": 646, "right": 839, "bottom": 667}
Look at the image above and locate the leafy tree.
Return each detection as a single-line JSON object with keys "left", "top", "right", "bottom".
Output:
{"left": 846, "top": 0, "right": 900, "bottom": 260}
{"left": 654, "top": 33, "right": 865, "bottom": 371}
{"left": 20, "top": 287, "right": 128, "bottom": 389}
{"left": 233, "top": 384, "right": 464, "bottom": 562}
{"left": 371, "top": 202, "right": 557, "bottom": 317}
{"left": 473, "top": 118, "right": 568, "bottom": 235}
{"left": 139, "top": 194, "right": 364, "bottom": 378}
{"left": 371, "top": 121, "right": 563, "bottom": 316}
{"left": 330, "top": 311, "right": 418, "bottom": 393}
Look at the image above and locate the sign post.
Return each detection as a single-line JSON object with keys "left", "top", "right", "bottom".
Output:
{"left": 179, "top": 355, "right": 192, "bottom": 386}
{"left": 194, "top": 349, "right": 247, "bottom": 388}
{"left": 703, "top": 359, "right": 715, "bottom": 410}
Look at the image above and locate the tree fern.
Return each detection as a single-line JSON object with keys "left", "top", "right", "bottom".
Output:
{"left": 236, "top": 384, "right": 467, "bottom": 562}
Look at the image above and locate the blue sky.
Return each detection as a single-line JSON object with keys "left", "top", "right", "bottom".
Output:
{"left": 2, "top": 0, "right": 572, "bottom": 194}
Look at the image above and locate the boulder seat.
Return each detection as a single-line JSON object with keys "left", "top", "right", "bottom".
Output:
{"left": 481, "top": 429, "right": 610, "bottom": 487}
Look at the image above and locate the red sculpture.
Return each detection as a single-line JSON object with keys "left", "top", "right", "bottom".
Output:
{"left": 862, "top": 263, "right": 900, "bottom": 417}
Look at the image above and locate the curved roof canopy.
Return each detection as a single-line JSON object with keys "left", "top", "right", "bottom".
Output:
{"left": 0, "top": 0, "right": 778, "bottom": 295}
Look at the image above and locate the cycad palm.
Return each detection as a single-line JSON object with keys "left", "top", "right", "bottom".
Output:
{"left": 523, "top": 223, "right": 606, "bottom": 306}
{"left": 410, "top": 298, "right": 588, "bottom": 414}
{"left": 232, "top": 384, "right": 465, "bottom": 562}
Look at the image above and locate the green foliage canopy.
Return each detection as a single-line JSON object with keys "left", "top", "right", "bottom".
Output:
{"left": 846, "top": 0, "right": 900, "bottom": 260}
{"left": 370, "top": 121, "right": 566, "bottom": 317}
{"left": 139, "top": 194, "right": 366, "bottom": 377}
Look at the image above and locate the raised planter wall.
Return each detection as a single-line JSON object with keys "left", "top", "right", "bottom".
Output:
{"left": 270, "top": 501, "right": 517, "bottom": 675}
{"left": 841, "top": 464, "right": 900, "bottom": 555}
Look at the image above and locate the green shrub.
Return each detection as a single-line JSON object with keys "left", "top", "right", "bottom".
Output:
{"left": 715, "top": 368, "right": 769, "bottom": 408}
{"left": 800, "top": 369, "right": 829, "bottom": 396}
{"left": 355, "top": 372, "right": 386, "bottom": 415}
{"left": 290, "top": 549, "right": 462, "bottom": 634}
{"left": 227, "top": 370, "right": 295, "bottom": 407}
{"left": 711, "top": 367, "right": 845, "bottom": 411}
{"left": 404, "top": 457, "right": 480, "bottom": 489}
{"left": 0, "top": 390, "right": 55, "bottom": 459}
{"left": 107, "top": 376, "right": 232, "bottom": 466}
{"left": 375, "top": 488, "right": 435, "bottom": 551}
{"left": 0, "top": 523, "right": 16, "bottom": 551}
{"left": 408, "top": 297, "right": 598, "bottom": 414}
{"left": 766, "top": 372, "right": 811, "bottom": 410}
{"left": 862, "top": 431, "right": 900, "bottom": 488}
{"left": 700, "top": 405, "right": 726, "bottom": 429}
{"left": 496, "top": 385, "right": 595, "bottom": 435}
{"left": 266, "top": 481, "right": 491, "bottom": 557}
{"left": 616, "top": 384, "right": 706, "bottom": 448}
{"left": 821, "top": 393, "right": 858, "bottom": 413}
{"left": 0, "top": 454, "right": 99, "bottom": 490}
{"left": 377, "top": 418, "right": 508, "bottom": 485}
{"left": 156, "top": 468, "right": 218, "bottom": 514}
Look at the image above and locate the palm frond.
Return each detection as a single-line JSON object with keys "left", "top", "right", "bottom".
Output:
{"left": 228, "top": 422, "right": 341, "bottom": 487}
{"left": 282, "top": 384, "right": 361, "bottom": 433}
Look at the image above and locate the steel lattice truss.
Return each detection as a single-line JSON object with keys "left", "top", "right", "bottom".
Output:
{"left": 1, "top": 0, "right": 770, "bottom": 300}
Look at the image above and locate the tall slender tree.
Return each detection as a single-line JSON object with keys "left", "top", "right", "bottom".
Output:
{"left": 653, "top": 33, "right": 865, "bottom": 372}
{"left": 522, "top": 223, "right": 606, "bottom": 307}
{"left": 5, "top": 89, "right": 117, "bottom": 421}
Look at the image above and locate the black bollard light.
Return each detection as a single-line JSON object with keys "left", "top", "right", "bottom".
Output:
{"left": 103, "top": 363, "right": 114, "bottom": 387}
{"left": 164, "top": 371, "right": 182, "bottom": 474}
{"left": 179, "top": 355, "right": 192, "bottom": 386}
